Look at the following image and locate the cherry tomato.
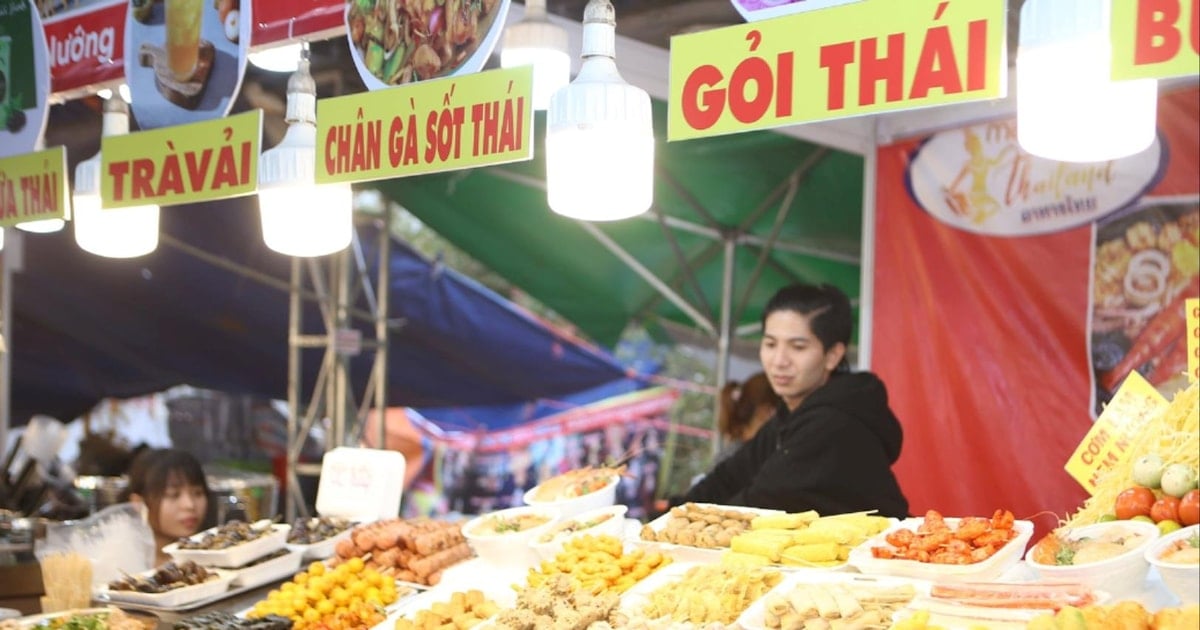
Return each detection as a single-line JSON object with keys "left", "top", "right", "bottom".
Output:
{"left": 1179, "top": 489, "right": 1200, "bottom": 527}
{"left": 1114, "top": 486, "right": 1156, "bottom": 520}
{"left": 1150, "top": 496, "right": 1181, "bottom": 523}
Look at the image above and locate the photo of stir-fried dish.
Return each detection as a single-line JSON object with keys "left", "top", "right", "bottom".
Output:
{"left": 347, "top": 0, "right": 505, "bottom": 86}
{"left": 1091, "top": 202, "right": 1199, "bottom": 409}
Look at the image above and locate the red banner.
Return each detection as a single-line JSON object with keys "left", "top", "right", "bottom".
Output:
{"left": 249, "top": 0, "right": 343, "bottom": 46}
{"left": 872, "top": 88, "right": 1199, "bottom": 531}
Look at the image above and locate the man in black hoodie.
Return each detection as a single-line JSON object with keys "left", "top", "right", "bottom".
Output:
{"left": 683, "top": 284, "right": 909, "bottom": 518}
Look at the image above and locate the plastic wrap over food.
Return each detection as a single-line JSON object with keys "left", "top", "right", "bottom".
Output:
{"left": 38, "top": 502, "right": 155, "bottom": 589}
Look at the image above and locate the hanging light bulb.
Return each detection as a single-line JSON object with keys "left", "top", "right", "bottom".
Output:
{"left": 258, "top": 44, "right": 352, "bottom": 257}
{"left": 545, "top": 0, "right": 653, "bottom": 221}
{"left": 249, "top": 42, "right": 304, "bottom": 73}
{"left": 73, "top": 96, "right": 160, "bottom": 258}
{"left": 501, "top": 0, "right": 570, "bottom": 111}
{"left": 16, "top": 139, "right": 68, "bottom": 234}
{"left": 1017, "top": 0, "right": 1158, "bottom": 162}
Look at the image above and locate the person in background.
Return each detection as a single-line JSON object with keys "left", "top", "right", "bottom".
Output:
{"left": 125, "top": 448, "right": 210, "bottom": 565}
{"left": 715, "top": 372, "right": 782, "bottom": 464}
{"left": 682, "top": 283, "right": 909, "bottom": 518}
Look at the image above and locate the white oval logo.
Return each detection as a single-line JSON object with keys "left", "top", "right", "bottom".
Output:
{"left": 906, "top": 120, "right": 1165, "bottom": 236}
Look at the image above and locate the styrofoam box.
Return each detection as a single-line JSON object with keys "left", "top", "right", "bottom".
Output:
{"left": 96, "top": 569, "right": 236, "bottom": 609}
{"left": 163, "top": 524, "right": 290, "bottom": 568}
{"left": 633, "top": 503, "right": 782, "bottom": 564}
{"left": 287, "top": 527, "right": 353, "bottom": 561}
{"left": 231, "top": 547, "right": 304, "bottom": 587}
{"left": 738, "top": 571, "right": 930, "bottom": 630}
{"left": 615, "top": 561, "right": 779, "bottom": 624}
{"left": 847, "top": 517, "right": 1034, "bottom": 582}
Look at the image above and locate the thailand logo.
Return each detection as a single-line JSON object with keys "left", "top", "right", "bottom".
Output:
{"left": 906, "top": 120, "right": 1165, "bottom": 236}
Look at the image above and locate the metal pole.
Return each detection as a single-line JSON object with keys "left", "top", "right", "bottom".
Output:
{"left": 285, "top": 258, "right": 302, "bottom": 522}
{"left": 334, "top": 248, "right": 353, "bottom": 447}
{"left": 857, "top": 120, "right": 880, "bottom": 370}
{"left": 374, "top": 215, "right": 391, "bottom": 451}
{"left": 0, "top": 238, "right": 13, "bottom": 453}
{"left": 713, "top": 237, "right": 735, "bottom": 458}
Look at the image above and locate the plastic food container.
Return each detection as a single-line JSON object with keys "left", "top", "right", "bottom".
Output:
{"left": 529, "top": 505, "right": 628, "bottom": 562}
{"left": 1145, "top": 523, "right": 1199, "bottom": 604}
{"left": 163, "top": 524, "right": 290, "bottom": 568}
{"left": 847, "top": 516, "right": 1034, "bottom": 582}
{"left": 231, "top": 547, "right": 304, "bottom": 588}
{"left": 523, "top": 472, "right": 620, "bottom": 519}
{"left": 462, "top": 506, "right": 560, "bottom": 568}
{"left": 1025, "top": 520, "right": 1159, "bottom": 596}
{"left": 96, "top": 569, "right": 236, "bottom": 608}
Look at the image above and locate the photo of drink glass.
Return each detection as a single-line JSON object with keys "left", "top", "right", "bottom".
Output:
{"left": 165, "top": 0, "right": 204, "bottom": 82}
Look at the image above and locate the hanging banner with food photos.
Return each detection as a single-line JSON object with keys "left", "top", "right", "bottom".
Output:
{"left": 40, "top": 0, "right": 126, "bottom": 95}
{"left": 0, "top": 0, "right": 49, "bottom": 158}
{"left": 871, "top": 87, "right": 1198, "bottom": 538}
{"left": 345, "top": 0, "right": 512, "bottom": 89}
{"left": 124, "top": 0, "right": 250, "bottom": 129}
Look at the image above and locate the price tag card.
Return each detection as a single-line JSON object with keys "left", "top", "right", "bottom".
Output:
{"left": 315, "top": 447, "right": 406, "bottom": 522}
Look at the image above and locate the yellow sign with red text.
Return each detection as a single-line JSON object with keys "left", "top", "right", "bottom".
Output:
{"left": 100, "top": 111, "right": 262, "bottom": 209}
{"left": 1188, "top": 297, "right": 1199, "bottom": 383}
{"left": 1066, "top": 371, "right": 1168, "bottom": 495}
{"left": 1111, "top": 0, "right": 1200, "bottom": 81}
{"left": 668, "top": 0, "right": 1007, "bottom": 141}
{"left": 315, "top": 66, "right": 533, "bottom": 184}
{"left": 0, "top": 147, "right": 68, "bottom": 228}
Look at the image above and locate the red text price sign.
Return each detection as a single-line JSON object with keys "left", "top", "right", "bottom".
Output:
{"left": 100, "top": 111, "right": 262, "bottom": 209}
{"left": 1111, "top": 0, "right": 1200, "bottom": 81}
{"left": 668, "top": 0, "right": 1007, "bottom": 141}
{"left": 1066, "top": 371, "right": 1167, "bottom": 495}
{"left": 315, "top": 66, "right": 533, "bottom": 184}
{"left": 0, "top": 147, "right": 68, "bottom": 228}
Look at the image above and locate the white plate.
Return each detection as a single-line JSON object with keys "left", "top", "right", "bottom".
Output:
{"left": 96, "top": 569, "right": 236, "bottom": 609}
{"left": 373, "top": 576, "right": 517, "bottom": 630}
{"left": 615, "top": 561, "right": 780, "bottom": 624}
{"left": 231, "top": 548, "right": 304, "bottom": 587}
{"left": 287, "top": 527, "right": 352, "bottom": 561}
{"left": 13, "top": 608, "right": 116, "bottom": 628}
{"left": 738, "top": 572, "right": 929, "bottom": 630}
{"left": 633, "top": 503, "right": 781, "bottom": 564}
{"left": 164, "top": 524, "right": 290, "bottom": 568}
{"left": 847, "top": 517, "right": 1034, "bottom": 582}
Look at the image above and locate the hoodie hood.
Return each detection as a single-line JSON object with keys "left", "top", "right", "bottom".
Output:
{"left": 794, "top": 372, "right": 904, "bottom": 463}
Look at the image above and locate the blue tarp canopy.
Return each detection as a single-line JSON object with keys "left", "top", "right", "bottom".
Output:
{"left": 8, "top": 194, "right": 632, "bottom": 423}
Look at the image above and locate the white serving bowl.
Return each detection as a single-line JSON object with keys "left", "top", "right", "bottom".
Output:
{"left": 1025, "top": 519, "right": 1160, "bottom": 596}
{"left": 1145, "top": 524, "right": 1199, "bottom": 604}
{"left": 523, "top": 472, "right": 620, "bottom": 519}
{"left": 529, "top": 505, "right": 628, "bottom": 562}
{"left": 462, "top": 505, "right": 560, "bottom": 568}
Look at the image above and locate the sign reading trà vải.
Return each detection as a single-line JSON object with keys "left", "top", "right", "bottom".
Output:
{"left": 100, "top": 110, "right": 261, "bottom": 209}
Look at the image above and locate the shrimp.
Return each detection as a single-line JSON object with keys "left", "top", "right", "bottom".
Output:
{"left": 886, "top": 528, "right": 916, "bottom": 548}
{"left": 871, "top": 546, "right": 896, "bottom": 559}
{"left": 974, "top": 529, "right": 1015, "bottom": 548}
{"left": 970, "top": 545, "right": 998, "bottom": 562}
{"left": 919, "top": 510, "right": 949, "bottom": 534}
{"left": 931, "top": 549, "right": 972, "bottom": 565}
{"left": 953, "top": 517, "right": 992, "bottom": 541}
{"left": 991, "top": 509, "right": 1015, "bottom": 530}
{"left": 912, "top": 531, "right": 952, "bottom": 552}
